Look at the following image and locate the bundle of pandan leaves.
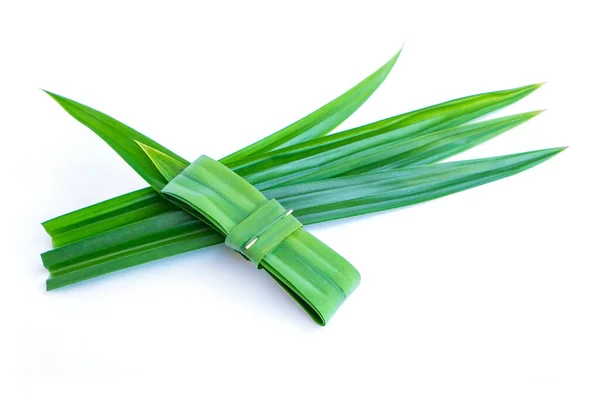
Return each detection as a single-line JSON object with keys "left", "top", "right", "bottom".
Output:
{"left": 41, "top": 51, "right": 564, "bottom": 324}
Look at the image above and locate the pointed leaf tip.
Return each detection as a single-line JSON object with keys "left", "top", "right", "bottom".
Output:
{"left": 222, "top": 49, "right": 403, "bottom": 162}
{"left": 509, "top": 82, "right": 545, "bottom": 96}
{"left": 383, "top": 49, "right": 402, "bottom": 71}
{"left": 42, "top": 89, "right": 61, "bottom": 101}
{"left": 535, "top": 146, "right": 568, "bottom": 159}
{"left": 532, "top": 82, "right": 546, "bottom": 90}
{"left": 42, "top": 89, "right": 70, "bottom": 101}
{"left": 523, "top": 109, "right": 546, "bottom": 118}
{"left": 135, "top": 140, "right": 188, "bottom": 182}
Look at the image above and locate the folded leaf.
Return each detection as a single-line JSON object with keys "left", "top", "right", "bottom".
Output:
{"left": 42, "top": 52, "right": 401, "bottom": 246}
{"left": 161, "top": 155, "right": 361, "bottom": 325}
{"left": 43, "top": 148, "right": 564, "bottom": 290}
{"left": 43, "top": 84, "right": 542, "bottom": 247}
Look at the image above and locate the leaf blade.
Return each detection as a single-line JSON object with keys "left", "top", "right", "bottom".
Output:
{"left": 43, "top": 84, "right": 544, "bottom": 247}
{"left": 43, "top": 91, "right": 183, "bottom": 190}
{"left": 220, "top": 50, "right": 401, "bottom": 163}
{"left": 43, "top": 148, "right": 564, "bottom": 290}
{"left": 230, "top": 84, "right": 544, "bottom": 185}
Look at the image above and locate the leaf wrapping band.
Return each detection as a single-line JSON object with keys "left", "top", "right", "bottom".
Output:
{"left": 162, "top": 155, "right": 361, "bottom": 325}
{"left": 225, "top": 200, "right": 302, "bottom": 266}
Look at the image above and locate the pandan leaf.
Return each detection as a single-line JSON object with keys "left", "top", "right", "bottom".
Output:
{"left": 220, "top": 50, "right": 401, "bottom": 163}
{"left": 243, "top": 111, "right": 544, "bottom": 189}
{"left": 43, "top": 91, "right": 181, "bottom": 190}
{"left": 44, "top": 52, "right": 400, "bottom": 191}
{"left": 42, "top": 187, "right": 170, "bottom": 248}
{"left": 43, "top": 148, "right": 564, "bottom": 290}
{"left": 226, "top": 83, "right": 543, "bottom": 174}
{"left": 135, "top": 141, "right": 187, "bottom": 181}
{"left": 274, "top": 148, "right": 565, "bottom": 222}
{"left": 43, "top": 83, "right": 542, "bottom": 247}
{"left": 40, "top": 70, "right": 550, "bottom": 292}
{"left": 42, "top": 51, "right": 401, "bottom": 246}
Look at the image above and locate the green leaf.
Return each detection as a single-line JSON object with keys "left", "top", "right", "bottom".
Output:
{"left": 135, "top": 141, "right": 188, "bottom": 181}
{"left": 42, "top": 187, "right": 172, "bottom": 248}
{"left": 40, "top": 72, "right": 549, "bottom": 291}
{"left": 279, "top": 110, "right": 544, "bottom": 185}
{"left": 43, "top": 91, "right": 183, "bottom": 190}
{"left": 43, "top": 148, "right": 564, "bottom": 290}
{"left": 44, "top": 52, "right": 402, "bottom": 189}
{"left": 273, "top": 147, "right": 566, "bottom": 223}
{"left": 160, "top": 155, "right": 360, "bottom": 325}
{"left": 243, "top": 111, "right": 544, "bottom": 189}
{"left": 220, "top": 50, "right": 401, "bottom": 163}
{"left": 43, "top": 83, "right": 542, "bottom": 247}
{"left": 42, "top": 51, "right": 402, "bottom": 245}
{"left": 228, "top": 83, "right": 544, "bottom": 179}
{"left": 139, "top": 110, "right": 544, "bottom": 193}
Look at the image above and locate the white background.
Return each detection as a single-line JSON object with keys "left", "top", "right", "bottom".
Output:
{"left": 1, "top": 1, "right": 598, "bottom": 396}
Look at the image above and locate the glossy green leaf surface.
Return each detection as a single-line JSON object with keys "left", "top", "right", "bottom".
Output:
{"left": 161, "top": 155, "right": 361, "bottom": 325}
{"left": 229, "top": 84, "right": 543, "bottom": 186}
{"left": 44, "top": 91, "right": 182, "bottom": 190}
{"left": 220, "top": 50, "right": 401, "bottom": 163}
{"left": 40, "top": 63, "right": 554, "bottom": 293}
{"left": 42, "top": 52, "right": 401, "bottom": 247}
{"left": 43, "top": 83, "right": 541, "bottom": 247}
{"left": 43, "top": 187, "right": 170, "bottom": 248}
{"left": 43, "top": 148, "right": 563, "bottom": 290}
{"left": 275, "top": 148, "right": 564, "bottom": 223}
{"left": 136, "top": 141, "right": 188, "bottom": 181}
{"left": 245, "top": 111, "right": 543, "bottom": 189}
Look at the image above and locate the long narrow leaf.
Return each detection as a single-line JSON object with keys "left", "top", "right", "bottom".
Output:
{"left": 227, "top": 83, "right": 543, "bottom": 175}
{"left": 42, "top": 111, "right": 548, "bottom": 282}
{"left": 43, "top": 84, "right": 541, "bottom": 246}
{"left": 43, "top": 148, "right": 563, "bottom": 290}
{"left": 221, "top": 50, "right": 401, "bottom": 162}
{"left": 245, "top": 111, "right": 543, "bottom": 189}
{"left": 273, "top": 148, "right": 565, "bottom": 222}
{"left": 44, "top": 52, "right": 401, "bottom": 191}
{"left": 42, "top": 52, "right": 401, "bottom": 246}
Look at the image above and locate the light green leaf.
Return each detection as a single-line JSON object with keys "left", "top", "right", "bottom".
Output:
{"left": 42, "top": 51, "right": 402, "bottom": 245}
{"left": 43, "top": 84, "right": 542, "bottom": 247}
{"left": 43, "top": 148, "right": 564, "bottom": 290}
{"left": 220, "top": 50, "right": 401, "bottom": 163}
{"left": 43, "top": 91, "right": 183, "bottom": 190}
{"left": 135, "top": 141, "right": 187, "bottom": 181}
